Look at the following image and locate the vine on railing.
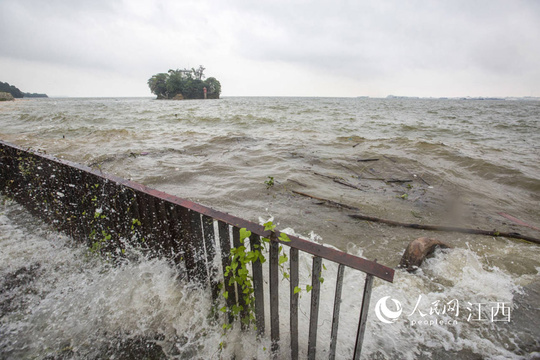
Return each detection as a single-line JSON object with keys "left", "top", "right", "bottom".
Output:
{"left": 220, "top": 220, "right": 324, "bottom": 333}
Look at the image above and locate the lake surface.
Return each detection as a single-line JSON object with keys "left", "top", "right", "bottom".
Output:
{"left": 1, "top": 97, "right": 539, "bottom": 358}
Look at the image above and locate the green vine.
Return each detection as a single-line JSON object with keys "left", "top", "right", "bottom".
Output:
{"left": 219, "top": 220, "right": 324, "bottom": 336}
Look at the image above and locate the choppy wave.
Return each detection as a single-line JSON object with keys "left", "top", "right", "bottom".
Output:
{"left": 1, "top": 97, "right": 540, "bottom": 358}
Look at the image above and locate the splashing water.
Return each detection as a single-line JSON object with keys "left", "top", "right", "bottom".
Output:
{"left": 1, "top": 97, "right": 540, "bottom": 358}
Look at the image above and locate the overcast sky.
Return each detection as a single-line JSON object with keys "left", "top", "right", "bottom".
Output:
{"left": 1, "top": 0, "right": 539, "bottom": 97}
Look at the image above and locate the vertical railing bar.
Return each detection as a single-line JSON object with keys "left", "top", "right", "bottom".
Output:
{"left": 189, "top": 211, "right": 207, "bottom": 282}
{"left": 53, "top": 164, "right": 68, "bottom": 234}
{"left": 289, "top": 247, "right": 299, "bottom": 360}
{"left": 45, "top": 162, "right": 58, "bottom": 224}
{"left": 353, "top": 273, "right": 374, "bottom": 360}
{"left": 108, "top": 184, "right": 123, "bottom": 240}
{"left": 329, "top": 264, "right": 346, "bottom": 360}
{"left": 232, "top": 226, "right": 241, "bottom": 248}
{"left": 129, "top": 191, "right": 142, "bottom": 243}
{"left": 103, "top": 181, "right": 118, "bottom": 242}
{"left": 269, "top": 239, "right": 280, "bottom": 356}
{"left": 102, "top": 180, "right": 121, "bottom": 247}
{"left": 77, "top": 171, "right": 93, "bottom": 242}
{"left": 39, "top": 160, "right": 52, "bottom": 223}
{"left": 249, "top": 233, "right": 265, "bottom": 336}
{"left": 157, "top": 200, "right": 171, "bottom": 252}
{"left": 167, "top": 204, "right": 184, "bottom": 267}
{"left": 114, "top": 186, "right": 130, "bottom": 242}
{"left": 218, "top": 221, "right": 236, "bottom": 323}
{"left": 54, "top": 162, "right": 75, "bottom": 235}
{"left": 202, "top": 215, "right": 219, "bottom": 301}
{"left": 178, "top": 206, "right": 198, "bottom": 282}
{"left": 100, "top": 179, "right": 118, "bottom": 251}
{"left": 9, "top": 151, "right": 29, "bottom": 208}
{"left": 232, "top": 227, "right": 249, "bottom": 328}
{"left": 0, "top": 146, "right": 8, "bottom": 190}
{"left": 146, "top": 195, "right": 157, "bottom": 246}
{"left": 66, "top": 168, "right": 85, "bottom": 242}
{"left": 137, "top": 193, "right": 151, "bottom": 244}
{"left": 47, "top": 162, "right": 61, "bottom": 225}
{"left": 30, "top": 156, "right": 45, "bottom": 218}
{"left": 231, "top": 227, "right": 241, "bottom": 306}
{"left": 307, "top": 256, "right": 323, "bottom": 360}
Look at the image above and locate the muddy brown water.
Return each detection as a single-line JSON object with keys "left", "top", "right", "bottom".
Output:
{"left": 0, "top": 97, "right": 539, "bottom": 359}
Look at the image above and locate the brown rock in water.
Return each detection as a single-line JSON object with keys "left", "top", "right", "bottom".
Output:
{"left": 172, "top": 93, "right": 184, "bottom": 100}
{"left": 399, "top": 237, "right": 452, "bottom": 272}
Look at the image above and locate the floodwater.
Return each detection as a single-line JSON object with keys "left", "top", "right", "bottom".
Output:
{"left": 0, "top": 97, "right": 539, "bottom": 359}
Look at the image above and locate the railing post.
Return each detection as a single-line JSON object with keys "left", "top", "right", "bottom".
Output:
{"left": 289, "top": 247, "right": 299, "bottom": 360}
{"left": 269, "top": 240, "right": 280, "bottom": 356}
{"left": 202, "top": 215, "right": 219, "bottom": 302}
{"left": 232, "top": 227, "right": 249, "bottom": 328}
{"left": 329, "top": 263, "right": 345, "bottom": 360}
{"left": 218, "top": 221, "right": 236, "bottom": 323}
{"left": 307, "top": 256, "right": 323, "bottom": 360}
{"left": 353, "top": 273, "right": 374, "bottom": 360}
{"left": 250, "top": 234, "right": 265, "bottom": 336}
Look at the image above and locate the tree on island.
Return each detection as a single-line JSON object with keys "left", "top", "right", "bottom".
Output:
{"left": 147, "top": 66, "right": 221, "bottom": 100}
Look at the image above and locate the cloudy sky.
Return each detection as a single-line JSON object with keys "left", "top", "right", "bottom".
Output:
{"left": 1, "top": 0, "right": 539, "bottom": 97}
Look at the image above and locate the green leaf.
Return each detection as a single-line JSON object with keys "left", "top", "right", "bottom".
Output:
{"left": 279, "top": 232, "right": 291, "bottom": 242}
{"left": 294, "top": 286, "right": 302, "bottom": 294}
{"left": 279, "top": 254, "right": 288, "bottom": 265}
{"left": 223, "top": 291, "right": 229, "bottom": 299}
{"left": 306, "top": 285, "right": 313, "bottom": 292}
{"left": 264, "top": 221, "right": 276, "bottom": 231}
{"left": 239, "top": 227, "right": 251, "bottom": 241}
{"left": 319, "top": 277, "right": 324, "bottom": 284}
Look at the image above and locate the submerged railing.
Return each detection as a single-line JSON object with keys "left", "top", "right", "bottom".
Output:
{"left": 0, "top": 140, "right": 394, "bottom": 359}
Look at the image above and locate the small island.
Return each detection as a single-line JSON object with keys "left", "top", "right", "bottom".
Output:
{"left": 147, "top": 66, "right": 221, "bottom": 100}
{"left": 0, "top": 81, "right": 48, "bottom": 99}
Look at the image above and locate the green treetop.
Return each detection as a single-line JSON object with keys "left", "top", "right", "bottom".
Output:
{"left": 147, "top": 66, "right": 221, "bottom": 100}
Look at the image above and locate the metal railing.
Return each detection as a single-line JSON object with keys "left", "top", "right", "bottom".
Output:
{"left": 0, "top": 140, "right": 394, "bottom": 359}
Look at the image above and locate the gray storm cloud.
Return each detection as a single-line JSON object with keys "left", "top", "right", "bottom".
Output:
{"left": 225, "top": 1, "right": 540, "bottom": 79}
{"left": 1, "top": 0, "right": 539, "bottom": 96}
